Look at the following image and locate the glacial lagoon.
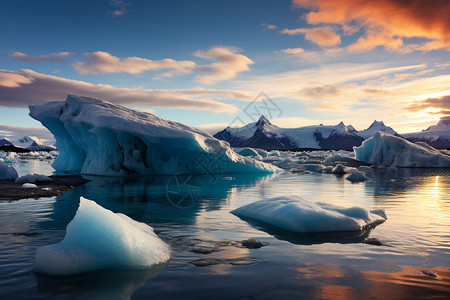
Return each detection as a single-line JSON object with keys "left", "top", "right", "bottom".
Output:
{"left": 1, "top": 159, "right": 449, "bottom": 299}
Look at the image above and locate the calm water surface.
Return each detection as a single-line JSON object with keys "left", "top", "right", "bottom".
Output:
{"left": 0, "top": 160, "right": 449, "bottom": 299}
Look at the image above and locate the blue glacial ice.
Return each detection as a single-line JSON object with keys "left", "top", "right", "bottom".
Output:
{"left": 354, "top": 132, "right": 450, "bottom": 167}
{"left": 29, "top": 95, "right": 279, "bottom": 176}
{"left": 232, "top": 196, "right": 386, "bottom": 233}
{"left": 34, "top": 197, "right": 170, "bottom": 276}
{"left": 0, "top": 161, "right": 18, "bottom": 181}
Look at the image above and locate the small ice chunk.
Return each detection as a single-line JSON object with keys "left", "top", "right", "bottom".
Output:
{"left": 0, "top": 161, "right": 18, "bottom": 181}
{"left": 237, "top": 148, "right": 260, "bottom": 157}
{"left": 346, "top": 170, "right": 369, "bottom": 182}
{"left": 22, "top": 183, "right": 38, "bottom": 188}
{"left": 331, "top": 164, "right": 347, "bottom": 174}
{"left": 232, "top": 196, "right": 387, "bottom": 233}
{"left": 15, "top": 173, "right": 53, "bottom": 184}
{"left": 34, "top": 197, "right": 170, "bottom": 276}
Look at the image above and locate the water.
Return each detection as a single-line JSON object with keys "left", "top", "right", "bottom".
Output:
{"left": 1, "top": 161, "right": 449, "bottom": 299}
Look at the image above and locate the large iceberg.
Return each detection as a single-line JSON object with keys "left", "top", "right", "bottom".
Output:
{"left": 29, "top": 95, "right": 279, "bottom": 176}
{"left": 0, "top": 161, "right": 18, "bottom": 181}
{"left": 34, "top": 197, "right": 170, "bottom": 276}
{"left": 354, "top": 132, "right": 450, "bottom": 167}
{"left": 232, "top": 196, "right": 386, "bottom": 233}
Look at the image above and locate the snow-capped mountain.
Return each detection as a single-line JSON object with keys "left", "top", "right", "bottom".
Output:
{"left": 357, "top": 120, "right": 400, "bottom": 139}
{"left": 12, "top": 136, "right": 56, "bottom": 151}
{"left": 0, "top": 138, "right": 14, "bottom": 146}
{"left": 214, "top": 116, "right": 364, "bottom": 150}
{"left": 404, "top": 117, "right": 450, "bottom": 148}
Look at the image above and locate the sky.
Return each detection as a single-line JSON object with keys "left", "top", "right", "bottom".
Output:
{"left": 1, "top": 0, "right": 449, "bottom": 141}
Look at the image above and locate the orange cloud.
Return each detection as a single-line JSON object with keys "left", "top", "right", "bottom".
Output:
{"left": 280, "top": 48, "right": 305, "bottom": 54}
{"left": 293, "top": 0, "right": 450, "bottom": 51}
{"left": 194, "top": 47, "right": 254, "bottom": 85}
{"left": 408, "top": 95, "right": 450, "bottom": 116}
{"left": 74, "top": 51, "right": 196, "bottom": 76}
{"left": 282, "top": 26, "right": 341, "bottom": 47}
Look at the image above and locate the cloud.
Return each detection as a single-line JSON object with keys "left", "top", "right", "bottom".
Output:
{"left": 261, "top": 23, "right": 277, "bottom": 30}
{"left": 293, "top": 0, "right": 450, "bottom": 51}
{"left": 10, "top": 51, "right": 73, "bottom": 64}
{"left": 194, "top": 47, "right": 254, "bottom": 85}
{"left": 74, "top": 51, "right": 196, "bottom": 76}
{"left": 408, "top": 95, "right": 450, "bottom": 115}
{"left": 280, "top": 48, "right": 305, "bottom": 54}
{"left": 0, "top": 69, "right": 258, "bottom": 114}
{"left": 107, "top": 0, "right": 130, "bottom": 17}
{"left": 281, "top": 26, "right": 341, "bottom": 47}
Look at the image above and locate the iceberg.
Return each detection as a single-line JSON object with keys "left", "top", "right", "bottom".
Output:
{"left": 0, "top": 161, "right": 18, "bottom": 181}
{"left": 15, "top": 173, "right": 53, "bottom": 184}
{"left": 232, "top": 196, "right": 386, "bottom": 233}
{"left": 346, "top": 170, "right": 369, "bottom": 182}
{"left": 34, "top": 197, "right": 170, "bottom": 276}
{"left": 29, "top": 95, "right": 278, "bottom": 176}
{"left": 354, "top": 132, "right": 450, "bottom": 167}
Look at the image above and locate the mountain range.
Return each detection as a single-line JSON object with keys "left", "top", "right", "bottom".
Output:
{"left": 214, "top": 116, "right": 450, "bottom": 150}
{"left": 0, "top": 136, "right": 56, "bottom": 151}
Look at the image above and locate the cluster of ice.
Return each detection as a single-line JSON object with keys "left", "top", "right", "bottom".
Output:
{"left": 232, "top": 196, "right": 387, "bottom": 233}
{"left": 29, "top": 96, "right": 278, "bottom": 176}
{"left": 34, "top": 197, "right": 170, "bottom": 276}
{"left": 0, "top": 161, "right": 18, "bottom": 180}
{"left": 346, "top": 170, "right": 369, "bottom": 182}
{"left": 354, "top": 132, "right": 450, "bottom": 167}
{"left": 15, "top": 173, "right": 53, "bottom": 184}
{"left": 236, "top": 147, "right": 260, "bottom": 157}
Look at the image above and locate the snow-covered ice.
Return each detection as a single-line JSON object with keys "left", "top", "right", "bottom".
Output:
{"left": 232, "top": 196, "right": 387, "bottom": 233}
{"left": 354, "top": 132, "right": 450, "bottom": 167}
{"left": 22, "top": 183, "right": 38, "bottom": 188}
{"left": 29, "top": 96, "right": 279, "bottom": 176}
{"left": 34, "top": 197, "right": 170, "bottom": 276}
{"left": 15, "top": 173, "right": 53, "bottom": 184}
{"left": 346, "top": 170, "right": 369, "bottom": 182}
{"left": 0, "top": 161, "right": 18, "bottom": 181}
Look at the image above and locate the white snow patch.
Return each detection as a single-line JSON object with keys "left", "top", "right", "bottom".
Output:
{"left": 22, "top": 183, "right": 38, "bottom": 188}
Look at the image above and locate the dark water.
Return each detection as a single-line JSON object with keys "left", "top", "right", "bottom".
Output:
{"left": 1, "top": 163, "right": 449, "bottom": 299}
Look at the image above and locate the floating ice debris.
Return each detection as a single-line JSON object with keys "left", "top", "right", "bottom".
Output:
{"left": 354, "top": 132, "right": 450, "bottom": 167}
{"left": 190, "top": 257, "right": 266, "bottom": 267}
{"left": 346, "top": 170, "right": 369, "bottom": 182}
{"left": 0, "top": 161, "right": 18, "bottom": 181}
{"left": 331, "top": 164, "right": 347, "bottom": 174}
{"left": 34, "top": 197, "right": 170, "bottom": 276}
{"left": 422, "top": 270, "right": 442, "bottom": 280}
{"left": 363, "top": 237, "right": 383, "bottom": 246}
{"left": 29, "top": 95, "right": 279, "bottom": 176}
{"left": 22, "top": 183, "right": 38, "bottom": 188}
{"left": 15, "top": 173, "right": 53, "bottom": 184}
{"left": 232, "top": 196, "right": 387, "bottom": 233}
{"left": 240, "top": 238, "right": 268, "bottom": 249}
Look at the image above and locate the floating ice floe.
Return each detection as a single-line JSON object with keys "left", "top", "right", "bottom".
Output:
{"left": 0, "top": 161, "right": 18, "bottom": 181}
{"left": 346, "top": 170, "right": 369, "bottom": 182}
{"left": 29, "top": 96, "right": 279, "bottom": 176}
{"left": 15, "top": 173, "right": 53, "bottom": 184}
{"left": 22, "top": 183, "right": 38, "bottom": 188}
{"left": 34, "top": 197, "right": 170, "bottom": 276}
{"left": 331, "top": 164, "right": 347, "bottom": 174}
{"left": 232, "top": 196, "right": 386, "bottom": 233}
{"left": 354, "top": 132, "right": 450, "bottom": 167}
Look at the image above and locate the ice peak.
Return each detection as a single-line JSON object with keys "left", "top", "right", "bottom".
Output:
{"left": 368, "top": 120, "right": 385, "bottom": 129}
{"left": 255, "top": 115, "right": 272, "bottom": 127}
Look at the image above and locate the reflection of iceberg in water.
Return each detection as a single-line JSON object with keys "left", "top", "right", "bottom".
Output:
{"left": 40, "top": 173, "right": 275, "bottom": 230}
{"left": 365, "top": 168, "right": 450, "bottom": 199}
{"left": 237, "top": 216, "right": 374, "bottom": 245}
{"left": 35, "top": 263, "right": 168, "bottom": 300}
